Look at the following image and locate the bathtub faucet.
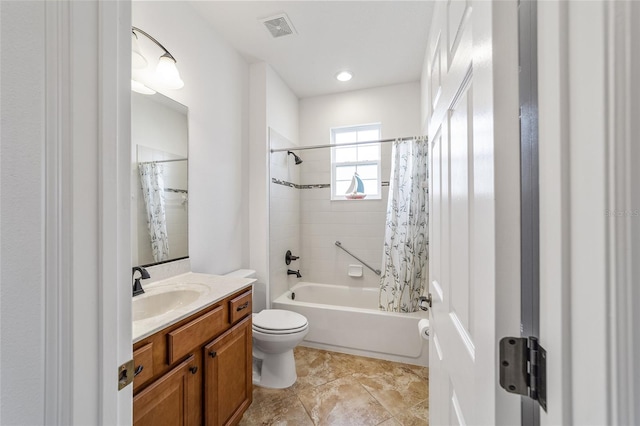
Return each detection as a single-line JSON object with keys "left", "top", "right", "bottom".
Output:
{"left": 287, "top": 269, "right": 302, "bottom": 278}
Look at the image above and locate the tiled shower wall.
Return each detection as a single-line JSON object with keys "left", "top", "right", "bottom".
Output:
{"left": 298, "top": 83, "right": 421, "bottom": 289}
{"left": 269, "top": 147, "right": 390, "bottom": 290}
{"left": 268, "top": 83, "right": 421, "bottom": 295}
{"left": 298, "top": 147, "right": 391, "bottom": 288}
{"left": 269, "top": 129, "right": 302, "bottom": 301}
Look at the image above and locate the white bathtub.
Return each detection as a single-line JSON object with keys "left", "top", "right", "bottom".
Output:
{"left": 272, "top": 282, "right": 429, "bottom": 366}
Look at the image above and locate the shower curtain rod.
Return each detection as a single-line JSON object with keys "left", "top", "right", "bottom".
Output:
{"left": 138, "top": 158, "right": 187, "bottom": 165}
{"left": 270, "top": 135, "right": 426, "bottom": 153}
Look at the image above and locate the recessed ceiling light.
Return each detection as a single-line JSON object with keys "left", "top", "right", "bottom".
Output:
{"left": 336, "top": 71, "right": 353, "bottom": 82}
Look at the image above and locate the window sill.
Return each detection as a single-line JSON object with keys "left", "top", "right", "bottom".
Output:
{"left": 331, "top": 195, "right": 382, "bottom": 201}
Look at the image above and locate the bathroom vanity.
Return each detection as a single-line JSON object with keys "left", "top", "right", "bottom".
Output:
{"left": 132, "top": 273, "right": 254, "bottom": 426}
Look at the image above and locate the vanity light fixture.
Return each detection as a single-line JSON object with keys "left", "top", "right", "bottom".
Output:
{"left": 131, "top": 26, "right": 184, "bottom": 94}
{"left": 131, "top": 31, "right": 147, "bottom": 69}
{"left": 335, "top": 71, "right": 353, "bottom": 82}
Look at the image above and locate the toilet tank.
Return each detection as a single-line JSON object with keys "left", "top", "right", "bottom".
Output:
{"left": 224, "top": 269, "right": 265, "bottom": 313}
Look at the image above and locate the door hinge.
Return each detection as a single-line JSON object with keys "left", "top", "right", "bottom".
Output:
{"left": 499, "top": 336, "right": 547, "bottom": 412}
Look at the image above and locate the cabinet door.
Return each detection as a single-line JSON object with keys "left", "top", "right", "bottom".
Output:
{"left": 204, "top": 316, "right": 252, "bottom": 426}
{"left": 133, "top": 355, "right": 199, "bottom": 426}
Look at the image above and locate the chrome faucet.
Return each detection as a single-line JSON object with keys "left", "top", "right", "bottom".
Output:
{"left": 287, "top": 269, "right": 302, "bottom": 278}
{"left": 132, "top": 266, "right": 150, "bottom": 297}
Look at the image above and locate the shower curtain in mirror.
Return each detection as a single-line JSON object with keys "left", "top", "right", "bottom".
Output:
{"left": 139, "top": 163, "right": 170, "bottom": 262}
{"left": 379, "top": 137, "right": 428, "bottom": 312}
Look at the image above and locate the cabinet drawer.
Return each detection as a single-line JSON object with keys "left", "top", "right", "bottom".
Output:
{"left": 167, "top": 305, "right": 226, "bottom": 364}
{"left": 133, "top": 343, "right": 154, "bottom": 391}
{"left": 229, "top": 291, "right": 252, "bottom": 324}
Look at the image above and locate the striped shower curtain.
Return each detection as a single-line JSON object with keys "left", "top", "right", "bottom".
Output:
{"left": 379, "top": 137, "right": 429, "bottom": 312}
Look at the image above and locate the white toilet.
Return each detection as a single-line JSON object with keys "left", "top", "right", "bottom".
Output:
{"left": 252, "top": 309, "right": 308, "bottom": 388}
{"left": 225, "top": 269, "right": 309, "bottom": 389}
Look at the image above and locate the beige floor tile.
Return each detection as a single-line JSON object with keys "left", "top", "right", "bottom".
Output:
{"left": 253, "top": 384, "right": 297, "bottom": 402}
{"left": 404, "top": 364, "right": 429, "bottom": 381}
{"left": 343, "top": 354, "right": 396, "bottom": 376}
{"left": 246, "top": 348, "right": 430, "bottom": 425}
{"left": 377, "top": 418, "right": 403, "bottom": 425}
{"left": 354, "top": 364, "right": 429, "bottom": 417}
{"left": 239, "top": 386, "right": 313, "bottom": 426}
{"left": 394, "top": 399, "right": 429, "bottom": 426}
{"left": 297, "top": 376, "right": 393, "bottom": 426}
{"left": 292, "top": 346, "right": 356, "bottom": 391}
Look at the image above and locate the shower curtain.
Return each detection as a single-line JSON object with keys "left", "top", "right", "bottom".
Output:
{"left": 379, "top": 137, "right": 428, "bottom": 313}
{"left": 139, "top": 163, "right": 170, "bottom": 262}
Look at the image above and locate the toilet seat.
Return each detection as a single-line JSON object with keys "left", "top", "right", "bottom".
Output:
{"left": 252, "top": 309, "right": 308, "bottom": 335}
{"left": 253, "top": 324, "right": 308, "bottom": 335}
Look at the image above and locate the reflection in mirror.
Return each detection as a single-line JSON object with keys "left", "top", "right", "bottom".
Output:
{"left": 132, "top": 91, "right": 188, "bottom": 267}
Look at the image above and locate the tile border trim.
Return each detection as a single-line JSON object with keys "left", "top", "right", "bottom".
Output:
{"left": 272, "top": 177, "right": 389, "bottom": 189}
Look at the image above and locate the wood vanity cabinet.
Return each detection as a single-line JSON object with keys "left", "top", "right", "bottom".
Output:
{"left": 204, "top": 316, "right": 252, "bottom": 426}
{"left": 133, "top": 355, "right": 199, "bottom": 426}
{"left": 133, "top": 288, "right": 253, "bottom": 426}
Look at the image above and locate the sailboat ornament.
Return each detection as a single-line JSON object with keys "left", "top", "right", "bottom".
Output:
{"left": 345, "top": 172, "right": 367, "bottom": 199}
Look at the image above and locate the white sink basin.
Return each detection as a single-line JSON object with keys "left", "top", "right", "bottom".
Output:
{"left": 133, "top": 283, "right": 210, "bottom": 322}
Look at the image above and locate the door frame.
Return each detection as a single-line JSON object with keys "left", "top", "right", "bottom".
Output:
{"left": 538, "top": 1, "right": 639, "bottom": 423}
{"left": 44, "top": 0, "right": 132, "bottom": 424}
{"left": 518, "top": 1, "right": 540, "bottom": 424}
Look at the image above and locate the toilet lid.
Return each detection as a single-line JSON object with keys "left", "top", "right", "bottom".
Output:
{"left": 252, "top": 309, "right": 308, "bottom": 332}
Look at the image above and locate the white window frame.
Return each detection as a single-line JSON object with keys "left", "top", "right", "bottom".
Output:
{"left": 330, "top": 123, "right": 382, "bottom": 200}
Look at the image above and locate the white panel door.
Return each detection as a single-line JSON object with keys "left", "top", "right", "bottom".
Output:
{"left": 426, "top": 1, "right": 521, "bottom": 424}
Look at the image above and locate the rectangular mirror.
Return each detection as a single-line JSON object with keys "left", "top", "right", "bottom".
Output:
{"left": 132, "top": 91, "right": 188, "bottom": 267}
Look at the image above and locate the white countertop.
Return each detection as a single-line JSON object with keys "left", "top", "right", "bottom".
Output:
{"left": 132, "top": 272, "right": 255, "bottom": 343}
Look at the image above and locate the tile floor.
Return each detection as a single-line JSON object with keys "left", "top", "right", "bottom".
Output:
{"left": 239, "top": 346, "right": 429, "bottom": 426}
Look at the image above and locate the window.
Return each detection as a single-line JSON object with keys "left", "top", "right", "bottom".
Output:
{"left": 331, "top": 124, "right": 381, "bottom": 200}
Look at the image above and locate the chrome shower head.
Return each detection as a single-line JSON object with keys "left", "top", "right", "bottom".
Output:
{"left": 287, "top": 151, "right": 303, "bottom": 165}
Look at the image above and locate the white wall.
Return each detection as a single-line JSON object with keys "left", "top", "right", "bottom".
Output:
{"left": 131, "top": 93, "right": 188, "bottom": 158}
{"left": 249, "top": 63, "right": 299, "bottom": 306}
{"left": 0, "top": 2, "right": 46, "bottom": 424}
{"left": 133, "top": 1, "right": 250, "bottom": 274}
{"left": 266, "top": 67, "right": 299, "bottom": 143}
{"left": 297, "top": 82, "right": 421, "bottom": 288}
{"left": 249, "top": 63, "right": 269, "bottom": 291}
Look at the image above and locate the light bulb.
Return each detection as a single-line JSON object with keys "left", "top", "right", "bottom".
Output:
{"left": 155, "top": 55, "right": 184, "bottom": 89}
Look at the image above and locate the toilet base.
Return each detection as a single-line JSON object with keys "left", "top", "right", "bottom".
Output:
{"left": 252, "top": 349, "right": 297, "bottom": 389}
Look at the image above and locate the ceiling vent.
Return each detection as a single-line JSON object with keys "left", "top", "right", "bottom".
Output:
{"left": 260, "top": 13, "right": 297, "bottom": 38}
